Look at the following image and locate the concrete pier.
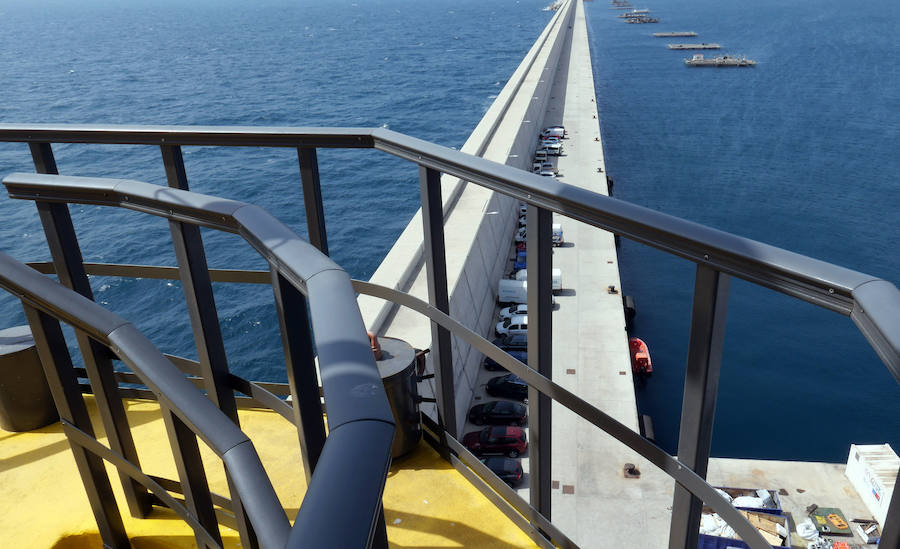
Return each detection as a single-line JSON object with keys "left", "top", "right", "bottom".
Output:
{"left": 363, "top": 0, "right": 886, "bottom": 547}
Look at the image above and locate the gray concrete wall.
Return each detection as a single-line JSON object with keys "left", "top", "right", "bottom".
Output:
{"left": 357, "top": 0, "right": 576, "bottom": 433}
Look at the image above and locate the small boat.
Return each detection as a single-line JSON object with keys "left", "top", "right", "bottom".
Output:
{"left": 629, "top": 337, "right": 653, "bottom": 375}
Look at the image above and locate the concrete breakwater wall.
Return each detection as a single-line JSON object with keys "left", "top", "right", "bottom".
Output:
{"left": 358, "top": 0, "right": 576, "bottom": 431}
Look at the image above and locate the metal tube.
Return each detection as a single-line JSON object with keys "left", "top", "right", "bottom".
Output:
{"left": 270, "top": 269, "right": 327, "bottom": 478}
{"left": 669, "top": 265, "right": 730, "bottom": 549}
{"left": 34, "top": 199, "right": 152, "bottom": 518}
{"left": 160, "top": 405, "right": 223, "bottom": 548}
{"left": 526, "top": 204, "right": 553, "bottom": 519}
{"left": 23, "top": 304, "right": 130, "bottom": 548}
{"left": 161, "top": 144, "right": 259, "bottom": 548}
{"left": 297, "top": 147, "right": 329, "bottom": 255}
{"left": 418, "top": 166, "right": 457, "bottom": 439}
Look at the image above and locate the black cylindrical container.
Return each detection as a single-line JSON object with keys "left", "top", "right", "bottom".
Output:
{"left": 0, "top": 325, "right": 59, "bottom": 432}
{"left": 375, "top": 337, "right": 421, "bottom": 458}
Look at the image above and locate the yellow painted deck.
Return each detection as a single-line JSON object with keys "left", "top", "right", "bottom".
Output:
{"left": 0, "top": 397, "right": 538, "bottom": 548}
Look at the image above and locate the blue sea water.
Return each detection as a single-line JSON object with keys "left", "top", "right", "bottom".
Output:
{"left": 0, "top": 0, "right": 895, "bottom": 464}
{"left": 0, "top": 0, "right": 552, "bottom": 379}
{"left": 585, "top": 0, "right": 899, "bottom": 461}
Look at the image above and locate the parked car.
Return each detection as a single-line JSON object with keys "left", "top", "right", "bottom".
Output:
{"left": 513, "top": 250, "right": 526, "bottom": 270}
{"left": 484, "top": 349, "right": 528, "bottom": 371}
{"left": 531, "top": 162, "right": 542, "bottom": 173}
{"left": 533, "top": 149, "right": 548, "bottom": 162}
{"left": 541, "top": 141, "right": 563, "bottom": 155}
{"left": 496, "top": 314, "right": 527, "bottom": 336}
{"left": 538, "top": 168, "right": 555, "bottom": 177}
{"left": 481, "top": 456, "right": 524, "bottom": 487}
{"left": 492, "top": 333, "right": 528, "bottom": 351}
{"left": 468, "top": 400, "right": 527, "bottom": 426}
{"left": 499, "top": 303, "right": 527, "bottom": 320}
{"left": 519, "top": 203, "right": 527, "bottom": 216}
{"left": 514, "top": 226, "right": 526, "bottom": 243}
{"left": 462, "top": 426, "right": 527, "bottom": 457}
{"left": 486, "top": 373, "right": 529, "bottom": 401}
{"left": 540, "top": 126, "right": 567, "bottom": 139}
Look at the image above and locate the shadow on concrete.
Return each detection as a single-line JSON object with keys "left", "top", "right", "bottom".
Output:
{"left": 556, "top": 289, "right": 576, "bottom": 297}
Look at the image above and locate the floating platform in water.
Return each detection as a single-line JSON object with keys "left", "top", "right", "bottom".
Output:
{"left": 668, "top": 43, "right": 721, "bottom": 50}
{"left": 685, "top": 54, "right": 756, "bottom": 67}
{"left": 627, "top": 17, "right": 659, "bottom": 23}
{"left": 654, "top": 31, "right": 697, "bottom": 37}
{"left": 617, "top": 9, "right": 649, "bottom": 17}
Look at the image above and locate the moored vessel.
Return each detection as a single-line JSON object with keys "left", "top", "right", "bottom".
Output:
{"left": 629, "top": 337, "right": 653, "bottom": 375}
{"left": 685, "top": 53, "right": 756, "bottom": 66}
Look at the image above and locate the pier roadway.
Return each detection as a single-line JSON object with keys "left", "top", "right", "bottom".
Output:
{"left": 539, "top": 1, "right": 675, "bottom": 545}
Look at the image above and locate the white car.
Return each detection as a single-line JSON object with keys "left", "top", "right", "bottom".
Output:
{"left": 499, "top": 303, "right": 527, "bottom": 320}
{"left": 496, "top": 314, "right": 528, "bottom": 336}
{"left": 540, "top": 126, "right": 567, "bottom": 139}
{"left": 514, "top": 226, "right": 526, "bottom": 243}
{"left": 541, "top": 141, "right": 563, "bottom": 155}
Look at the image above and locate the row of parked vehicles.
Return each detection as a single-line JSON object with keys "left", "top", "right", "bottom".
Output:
{"left": 464, "top": 134, "right": 569, "bottom": 487}
{"left": 531, "top": 126, "right": 566, "bottom": 175}
{"left": 531, "top": 126, "right": 567, "bottom": 176}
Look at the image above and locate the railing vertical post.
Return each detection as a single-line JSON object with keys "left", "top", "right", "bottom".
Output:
{"left": 418, "top": 165, "right": 457, "bottom": 439}
{"left": 22, "top": 304, "right": 130, "bottom": 549}
{"left": 270, "top": 268, "right": 327, "bottom": 479}
{"left": 161, "top": 144, "right": 258, "bottom": 548}
{"left": 526, "top": 204, "right": 553, "bottom": 520}
{"left": 297, "top": 147, "right": 329, "bottom": 255}
{"left": 668, "top": 265, "right": 730, "bottom": 549}
{"left": 160, "top": 406, "right": 223, "bottom": 548}
{"left": 32, "top": 198, "right": 152, "bottom": 518}
{"left": 881, "top": 469, "right": 900, "bottom": 549}
{"left": 372, "top": 508, "right": 389, "bottom": 549}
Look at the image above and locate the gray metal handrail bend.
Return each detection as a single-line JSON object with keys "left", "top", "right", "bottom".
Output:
{"left": 2, "top": 172, "right": 396, "bottom": 548}
{"left": 0, "top": 250, "right": 290, "bottom": 548}
{"left": 0, "top": 124, "right": 896, "bottom": 374}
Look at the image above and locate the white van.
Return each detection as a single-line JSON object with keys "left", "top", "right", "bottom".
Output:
{"left": 496, "top": 314, "right": 528, "bottom": 336}
{"left": 540, "top": 126, "right": 567, "bottom": 139}
{"left": 497, "top": 280, "right": 557, "bottom": 306}
{"left": 498, "top": 279, "right": 528, "bottom": 304}
{"left": 515, "top": 268, "right": 562, "bottom": 291}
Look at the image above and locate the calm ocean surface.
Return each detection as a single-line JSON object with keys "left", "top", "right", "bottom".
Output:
{"left": 0, "top": 0, "right": 896, "bottom": 462}
{"left": 585, "top": 0, "right": 899, "bottom": 461}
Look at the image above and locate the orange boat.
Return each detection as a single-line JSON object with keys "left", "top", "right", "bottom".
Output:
{"left": 629, "top": 337, "right": 653, "bottom": 375}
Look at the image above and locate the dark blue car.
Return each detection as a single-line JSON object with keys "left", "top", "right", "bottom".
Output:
{"left": 484, "top": 350, "right": 528, "bottom": 371}
{"left": 514, "top": 250, "right": 526, "bottom": 270}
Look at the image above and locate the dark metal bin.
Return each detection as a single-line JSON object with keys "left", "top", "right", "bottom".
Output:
{"left": 0, "top": 325, "right": 58, "bottom": 432}
{"left": 375, "top": 337, "right": 422, "bottom": 458}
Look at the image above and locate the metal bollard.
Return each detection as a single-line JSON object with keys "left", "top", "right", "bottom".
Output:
{"left": 0, "top": 326, "right": 59, "bottom": 432}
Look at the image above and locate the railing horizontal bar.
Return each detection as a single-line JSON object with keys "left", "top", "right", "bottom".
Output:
{"left": 62, "top": 420, "right": 223, "bottom": 549}
{"left": 0, "top": 124, "right": 374, "bottom": 148}
{"left": 371, "top": 128, "right": 879, "bottom": 316}
{"left": 1, "top": 124, "right": 890, "bottom": 317}
{"left": 353, "top": 278, "right": 773, "bottom": 549}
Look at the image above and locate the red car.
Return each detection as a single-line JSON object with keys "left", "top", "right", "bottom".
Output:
{"left": 462, "top": 426, "right": 527, "bottom": 457}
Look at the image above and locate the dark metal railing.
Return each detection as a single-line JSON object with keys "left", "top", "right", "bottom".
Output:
{"left": 1, "top": 171, "right": 395, "bottom": 549}
{"left": 0, "top": 124, "right": 898, "bottom": 549}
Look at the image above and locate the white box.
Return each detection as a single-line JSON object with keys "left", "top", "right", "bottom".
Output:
{"left": 845, "top": 443, "right": 899, "bottom": 526}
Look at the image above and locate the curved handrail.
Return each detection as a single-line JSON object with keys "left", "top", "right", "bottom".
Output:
{"left": 0, "top": 250, "right": 290, "bottom": 548}
{"left": 0, "top": 123, "right": 895, "bottom": 374}
{"left": 2, "top": 172, "right": 397, "bottom": 547}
